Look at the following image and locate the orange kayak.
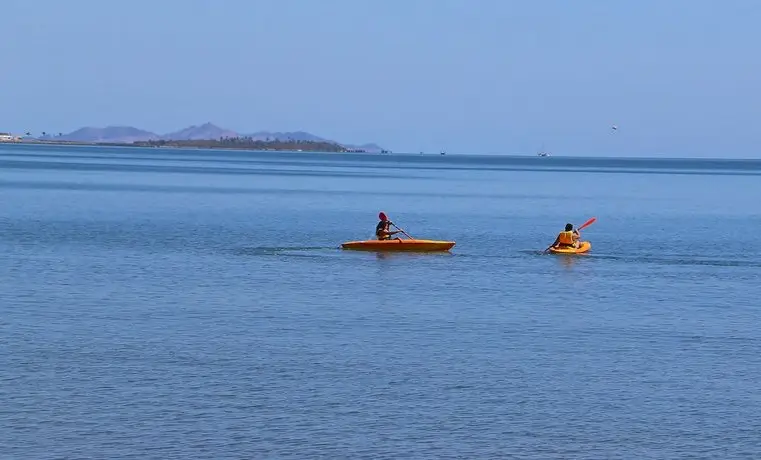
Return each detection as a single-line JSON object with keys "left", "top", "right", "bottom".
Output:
{"left": 341, "top": 238, "right": 455, "bottom": 252}
{"left": 548, "top": 241, "right": 591, "bottom": 254}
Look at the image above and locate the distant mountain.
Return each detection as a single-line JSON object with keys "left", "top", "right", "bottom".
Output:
{"left": 55, "top": 126, "right": 159, "bottom": 143}
{"left": 162, "top": 122, "right": 238, "bottom": 141}
{"left": 45, "top": 123, "right": 385, "bottom": 151}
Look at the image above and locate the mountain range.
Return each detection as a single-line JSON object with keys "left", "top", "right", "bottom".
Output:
{"left": 38, "top": 123, "right": 384, "bottom": 152}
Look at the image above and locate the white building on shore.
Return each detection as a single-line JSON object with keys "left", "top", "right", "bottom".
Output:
{"left": 0, "top": 133, "right": 22, "bottom": 142}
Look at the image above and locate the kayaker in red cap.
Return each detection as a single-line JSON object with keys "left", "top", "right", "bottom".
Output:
{"left": 375, "top": 212, "right": 402, "bottom": 240}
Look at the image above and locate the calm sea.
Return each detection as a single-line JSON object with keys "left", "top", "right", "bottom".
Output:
{"left": 2, "top": 143, "right": 760, "bottom": 459}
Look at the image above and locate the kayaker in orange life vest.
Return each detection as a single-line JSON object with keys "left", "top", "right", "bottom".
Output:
{"left": 551, "top": 223, "right": 581, "bottom": 249}
{"left": 375, "top": 212, "right": 402, "bottom": 240}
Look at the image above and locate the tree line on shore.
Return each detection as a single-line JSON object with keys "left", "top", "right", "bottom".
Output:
{"left": 133, "top": 136, "right": 364, "bottom": 152}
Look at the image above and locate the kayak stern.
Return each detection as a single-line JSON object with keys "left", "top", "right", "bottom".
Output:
{"left": 548, "top": 241, "right": 591, "bottom": 254}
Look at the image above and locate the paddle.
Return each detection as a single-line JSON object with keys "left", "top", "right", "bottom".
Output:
{"left": 577, "top": 217, "right": 596, "bottom": 231}
{"left": 543, "top": 217, "right": 596, "bottom": 253}
{"left": 390, "top": 222, "right": 414, "bottom": 240}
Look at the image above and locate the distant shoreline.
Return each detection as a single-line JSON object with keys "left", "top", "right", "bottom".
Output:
{"left": 11, "top": 138, "right": 375, "bottom": 153}
{"left": 9, "top": 140, "right": 758, "bottom": 161}
{"left": 2, "top": 123, "right": 390, "bottom": 153}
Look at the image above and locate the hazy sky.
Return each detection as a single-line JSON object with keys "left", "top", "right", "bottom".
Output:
{"left": 2, "top": 0, "right": 759, "bottom": 156}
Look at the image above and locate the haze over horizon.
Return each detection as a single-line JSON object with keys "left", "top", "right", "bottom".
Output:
{"left": 2, "top": 0, "right": 760, "bottom": 157}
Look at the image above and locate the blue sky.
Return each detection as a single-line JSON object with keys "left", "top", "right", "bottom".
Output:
{"left": 2, "top": 0, "right": 759, "bottom": 156}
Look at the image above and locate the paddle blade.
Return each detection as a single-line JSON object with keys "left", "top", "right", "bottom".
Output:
{"left": 578, "top": 217, "right": 596, "bottom": 231}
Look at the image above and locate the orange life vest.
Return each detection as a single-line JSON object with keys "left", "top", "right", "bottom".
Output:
{"left": 557, "top": 231, "right": 575, "bottom": 246}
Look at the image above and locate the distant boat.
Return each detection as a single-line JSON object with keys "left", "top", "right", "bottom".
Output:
{"left": 537, "top": 143, "right": 550, "bottom": 157}
{"left": 440, "top": 150, "right": 446, "bottom": 155}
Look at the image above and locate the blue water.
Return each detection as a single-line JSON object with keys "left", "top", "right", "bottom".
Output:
{"left": 2, "top": 143, "right": 761, "bottom": 458}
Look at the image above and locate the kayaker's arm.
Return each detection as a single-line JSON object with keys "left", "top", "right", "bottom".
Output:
{"left": 387, "top": 222, "right": 403, "bottom": 236}
{"left": 376, "top": 229, "right": 401, "bottom": 239}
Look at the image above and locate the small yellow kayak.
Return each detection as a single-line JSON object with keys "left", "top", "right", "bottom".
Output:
{"left": 341, "top": 238, "right": 455, "bottom": 252}
{"left": 548, "top": 241, "right": 591, "bottom": 254}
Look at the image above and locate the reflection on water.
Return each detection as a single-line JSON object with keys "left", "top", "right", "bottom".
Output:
{"left": 370, "top": 251, "right": 455, "bottom": 260}
{"left": 556, "top": 254, "right": 580, "bottom": 269}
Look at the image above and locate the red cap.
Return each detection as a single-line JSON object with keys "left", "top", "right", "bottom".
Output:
{"left": 378, "top": 212, "right": 387, "bottom": 221}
